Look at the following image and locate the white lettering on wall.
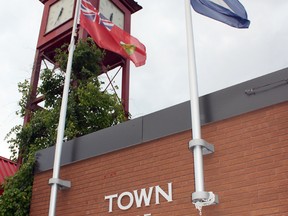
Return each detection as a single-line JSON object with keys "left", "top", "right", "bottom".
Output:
{"left": 155, "top": 183, "right": 173, "bottom": 204}
{"left": 117, "top": 191, "right": 134, "bottom": 210}
{"left": 104, "top": 182, "right": 173, "bottom": 213}
{"left": 105, "top": 194, "right": 118, "bottom": 213}
{"left": 134, "top": 186, "right": 154, "bottom": 208}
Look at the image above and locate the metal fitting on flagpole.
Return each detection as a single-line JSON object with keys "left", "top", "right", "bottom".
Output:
{"left": 189, "top": 139, "right": 215, "bottom": 155}
{"left": 49, "top": 178, "right": 71, "bottom": 190}
{"left": 192, "top": 191, "right": 219, "bottom": 204}
{"left": 192, "top": 191, "right": 219, "bottom": 215}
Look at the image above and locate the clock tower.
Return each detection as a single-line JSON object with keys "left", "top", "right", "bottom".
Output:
{"left": 25, "top": 0, "right": 142, "bottom": 123}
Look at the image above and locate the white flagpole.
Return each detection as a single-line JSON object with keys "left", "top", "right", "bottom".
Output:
{"left": 48, "top": 0, "right": 81, "bottom": 215}
{"left": 185, "top": 0, "right": 205, "bottom": 192}
{"left": 184, "top": 0, "right": 218, "bottom": 207}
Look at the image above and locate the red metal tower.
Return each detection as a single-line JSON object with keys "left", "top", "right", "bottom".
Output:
{"left": 24, "top": 0, "right": 142, "bottom": 123}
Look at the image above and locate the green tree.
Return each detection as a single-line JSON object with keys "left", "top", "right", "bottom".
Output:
{"left": 0, "top": 38, "right": 126, "bottom": 216}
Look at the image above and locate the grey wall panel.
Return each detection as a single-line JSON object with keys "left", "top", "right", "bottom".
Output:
{"left": 200, "top": 68, "right": 288, "bottom": 124}
{"left": 35, "top": 146, "right": 56, "bottom": 173}
{"left": 36, "top": 117, "right": 143, "bottom": 172}
{"left": 142, "top": 101, "right": 192, "bottom": 142}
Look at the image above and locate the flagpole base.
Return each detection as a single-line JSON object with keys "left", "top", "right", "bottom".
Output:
{"left": 189, "top": 139, "right": 215, "bottom": 155}
{"left": 49, "top": 178, "right": 71, "bottom": 190}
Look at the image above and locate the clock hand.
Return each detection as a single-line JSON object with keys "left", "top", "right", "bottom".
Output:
{"left": 109, "top": 13, "right": 114, "bottom": 22}
{"left": 55, "top": 7, "right": 64, "bottom": 25}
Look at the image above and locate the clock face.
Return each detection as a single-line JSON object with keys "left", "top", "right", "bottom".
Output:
{"left": 46, "top": 0, "right": 75, "bottom": 33}
{"left": 99, "top": 0, "right": 125, "bottom": 29}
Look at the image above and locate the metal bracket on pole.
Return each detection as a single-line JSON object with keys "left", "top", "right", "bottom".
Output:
{"left": 192, "top": 191, "right": 219, "bottom": 203}
{"left": 189, "top": 139, "right": 215, "bottom": 155}
{"left": 192, "top": 191, "right": 219, "bottom": 215}
{"left": 49, "top": 178, "right": 71, "bottom": 190}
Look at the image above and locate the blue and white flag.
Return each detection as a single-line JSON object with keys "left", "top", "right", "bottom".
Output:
{"left": 190, "top": 0, "right": 250, "bottom": 28}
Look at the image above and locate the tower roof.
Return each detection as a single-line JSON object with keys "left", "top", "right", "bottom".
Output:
{"left": 0, "top": 156, "right": 17, "bottom": 186}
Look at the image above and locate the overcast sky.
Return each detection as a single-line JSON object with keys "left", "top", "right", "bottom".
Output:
{"left": 1, "top": 0, "right": 288, "bottom": 158}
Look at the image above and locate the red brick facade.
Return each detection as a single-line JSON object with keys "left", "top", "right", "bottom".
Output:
{"left": 30, "top": 101, "right": 288, "bottom": 215}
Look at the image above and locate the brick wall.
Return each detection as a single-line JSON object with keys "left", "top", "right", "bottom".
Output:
{"left": 30, "top": 101, "right": 288, "bottom": 215}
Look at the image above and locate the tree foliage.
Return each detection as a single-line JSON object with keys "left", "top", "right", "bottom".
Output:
{"left": 0, "top": 38, "right": 126, "bottom": 215}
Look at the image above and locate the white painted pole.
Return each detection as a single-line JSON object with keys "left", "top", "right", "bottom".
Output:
{"left": 48, "top": 0, "right": 81, "bottom": 215}
{"left": 184, "top": 0, "right": 205, "bottom": 193}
